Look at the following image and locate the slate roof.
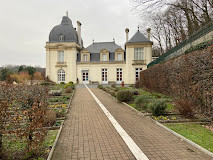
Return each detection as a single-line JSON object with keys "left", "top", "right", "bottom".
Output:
{"left": 49, "top": 16, "right": 83, "bottom": 45}
{"left": 86, "top": 42, "right": 121, "bottom": 53}
{"left": 127, "top": 30, "right": 151, "bottom": 43}
{"left": 77, "top": 52, "right": 117, "bottom": 62}
{"left": 77, "top": 42, "right": 125, "bottom": 62}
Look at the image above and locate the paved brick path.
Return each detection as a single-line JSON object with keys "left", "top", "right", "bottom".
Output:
{"left": 52, "top": 87, "right": 135, "bottom": 160}
{"left": 52, "top": 86, "right": 212, "bottom": 160}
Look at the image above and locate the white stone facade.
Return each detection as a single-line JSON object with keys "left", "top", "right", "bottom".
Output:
{"left": 45, "top": 16, "right": 153, "bottom": 84}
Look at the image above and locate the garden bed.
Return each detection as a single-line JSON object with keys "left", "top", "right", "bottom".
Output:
{"left": 0, "top": 82, "right": 75, "bottom": 159}
{"left": 3, "top": 130, "right": 58, "bottom": 160}
{"left": 98, "top": 85, "right": 211, "bottom": 124}
{"left": 98, "top": 84, "right": 213, "bottom": 152}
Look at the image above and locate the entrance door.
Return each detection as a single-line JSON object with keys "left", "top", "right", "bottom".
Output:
{"left": 102, "top": 68, "right": 108, "bottom": 84}
{"left": 82, "top": 71, "right": 89, "bottom": 84}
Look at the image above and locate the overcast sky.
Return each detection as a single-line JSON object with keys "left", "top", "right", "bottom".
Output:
{"left": 0, "top": 0, "right": 142, "bottom": 67}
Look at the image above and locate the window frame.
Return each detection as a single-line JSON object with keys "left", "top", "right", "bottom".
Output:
{"left": 102, "top": 68, "right": 107, "bottom": 82}
{"left": 58, "top": 51, "right": 64, "bottom": 63}
{"left": 57, "top": 69, "right": 65, "bottom": 83}
{"left": 116, "top": 68, "right": 122, "bottom": 83}
{"left": 134, "top": 48, "right": 144, "bottom": 60}
{"left": 117, "top": 53, "right": 122, "bottom": 61}
{"left": 102, "top": 54, "right": 107, "bottom": 61}
{"left": 59, "top": 35, "right": 64, "bottom": 41}
{"left": 83, "top": 54, "right": 88, "bottom": 62}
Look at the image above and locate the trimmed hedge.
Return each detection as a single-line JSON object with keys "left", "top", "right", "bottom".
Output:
{"left": 139, "top": 45, "right": 213, "bottom": 120}
{"left": 117, "top": 90, "right": 134, "bottom": 102}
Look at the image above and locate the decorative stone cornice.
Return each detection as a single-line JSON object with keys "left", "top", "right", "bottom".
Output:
{"left": 55, "top": 62, "right": 67, "bottom": 67}
{"left": 132, "top": 60, "right": 146, "bottom": 65}
{"left": 45, "top": 42, "right": 82, "bottom": 51}
{"left": 125, "top": 42, "right": 153, "bottom": 48}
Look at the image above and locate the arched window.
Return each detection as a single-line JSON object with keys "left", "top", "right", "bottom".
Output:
{"left": 57, "top": 69, "right": 65, "bottom": 83}
{"left": 83, "top": 54, "right": 88, "bottom": 61}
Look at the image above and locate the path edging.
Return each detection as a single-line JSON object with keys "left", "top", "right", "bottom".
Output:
{"left": 46, "top": 89, "right": 76, "bottom": 160}
{"left": 122, "top": 102, "right": 213, "bottom": 158}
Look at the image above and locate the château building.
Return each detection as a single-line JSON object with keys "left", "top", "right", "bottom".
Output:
{"left": 45, "top": 15, "right": 153, "bottom": 84}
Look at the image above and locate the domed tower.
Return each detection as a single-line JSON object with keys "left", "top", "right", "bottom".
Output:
{"left": 45, "top": 15, "right": 83, "bottom": 83}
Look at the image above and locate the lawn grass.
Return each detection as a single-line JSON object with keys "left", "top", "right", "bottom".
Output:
{"left": 129, "top": 101, "right": 175, "bottom": 113}
{"left": 164, "top": 123, "right": 213, "bottom": 152}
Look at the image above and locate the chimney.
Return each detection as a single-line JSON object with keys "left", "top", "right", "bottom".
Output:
{"left": 77, "top": 21, "right": 82, "bottom": 46}
{"left": 147, "top": 28, "right": 151, "bottom": 40}
{"left": 125, "top": 28, "right": 129, "bottom": 42}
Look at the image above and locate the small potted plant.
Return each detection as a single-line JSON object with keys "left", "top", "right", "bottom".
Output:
{"left": 121, "top": 81, "right": 124, "bottom": 87}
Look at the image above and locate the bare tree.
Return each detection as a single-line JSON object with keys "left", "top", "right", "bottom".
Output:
{"left": 131, "top": 0, "right": 213, "bottom": 55}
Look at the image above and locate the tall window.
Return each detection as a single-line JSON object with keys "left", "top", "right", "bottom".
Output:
{"left": 58, "top": 51, "right": 64, "bottom": 63}
{"left": 134, "top": 48, "right": 144, "bottom": 60}
{"left": 102, "top": 69, "right": 107, "bottom": 82}
{"left": 116, "top": 68, "right": 122, "bottom": 82}
{"left": 117, "top": 53, "right": 122, "bottom": 61}
{"left": 83, "top": 54, "right": 88, "bottom": 61}
{"left": 135, "top": 68, "right": 142, "bottom": 81}
{"left": 58, "top": 69, "right": 65, "bottom": 83}
{"left": 102, "top": 54, "right": 107, "bottom": 61}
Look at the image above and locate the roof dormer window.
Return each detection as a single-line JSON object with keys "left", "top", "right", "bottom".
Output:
{"left": 59, "top": 35, "right": 64, "bottom": 41}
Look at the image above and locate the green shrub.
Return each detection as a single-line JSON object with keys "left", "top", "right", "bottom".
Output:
{"left": 64, "top": 84, "right": 71, "bottom": 89}
{"left": 98, "top": 85, "right": 103, "bottom": 89}
{"left": 150, "top": 101, "right": 167, "bottom": 116}
{"left": 69, "top": 81, "right": 74, "bottom": 85}
{"left": 151, "top": 92, "right": 163, "bottom": 98}
{"left": 60, "top": 82, "right": 65, "bottom": 84}
{"left": 117, "top": 90, "right": 134, "bottom": 102}
{"left": 134, "top": 95, "right": 152, "bottom": 111}
{"left": 131, "top": 89, "right": 139, "bottom": 95}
